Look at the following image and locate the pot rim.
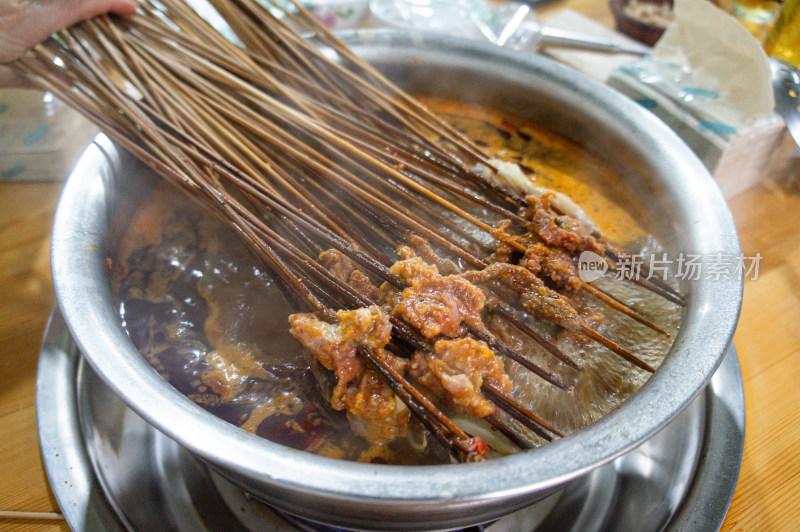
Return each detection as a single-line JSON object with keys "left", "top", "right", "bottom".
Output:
{"left": 51, "top": 29, "right": 741, "bottom": 505}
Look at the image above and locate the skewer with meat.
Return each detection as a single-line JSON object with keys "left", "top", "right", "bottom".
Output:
{"left": 481, "top": 158, "right": 683, "bottom": 304}
{"left": 517, "top": 192, "right": 685, "bottom": 306}
{"left": 520, "top": 193, "right": 605, "bottom": 256}
{"left": 293, "top": 247, "right": 520, "bottom": 447}
{"left": 389, "top": 248, "right": 486, "bottom": 339}
{"left": 409, "top": 337, "right": 512, "bottom": 418}
{"left": 398, "top": 234, "right": 583, "bottom": 335}
{"left": 485, "top": 198, "right": 668, "bottom": 334}
{"left": 289, "top": 306, "right": 410, "bottom": 444}
{"left": 463, "top": 262, "right": 582, "bottom": 333}
{"left": 488, "top": 219, "right": 583, "bottom": 293}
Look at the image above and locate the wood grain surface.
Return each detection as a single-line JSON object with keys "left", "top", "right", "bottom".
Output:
{"left": 0, "top": 182, "right": 69, "bottom": 532}
{"left": 1, "top": 2, "right": 798, "bottom": 531}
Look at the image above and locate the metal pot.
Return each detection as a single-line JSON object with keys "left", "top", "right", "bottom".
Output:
{"left": 50, "top": 30, "right": 741, "bottom": 531}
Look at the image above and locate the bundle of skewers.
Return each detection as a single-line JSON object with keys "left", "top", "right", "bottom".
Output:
{"left": 13, "top": 0, "right": 684, "bottom": 462}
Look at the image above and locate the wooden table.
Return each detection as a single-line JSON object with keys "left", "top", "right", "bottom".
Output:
{"left": 1, "top": 1, "right": 798, "bottom": 530}
{"left": 0, "top": 182, "right": 69, "bottom": 532}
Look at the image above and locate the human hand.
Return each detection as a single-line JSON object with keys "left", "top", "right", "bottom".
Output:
{"left": 1, "top": 0, "right": 137, "bottom": 87}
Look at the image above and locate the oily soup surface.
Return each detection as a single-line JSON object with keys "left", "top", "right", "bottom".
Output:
{"left": 112, "top": 99, "right": 680, "bottom": 464}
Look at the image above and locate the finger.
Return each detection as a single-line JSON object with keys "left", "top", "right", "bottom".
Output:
{"left": 0, "top": 0, "right": 137, "bottom": 64}
{"left": 69, "top": 0, "right": 138, "bottom": 23}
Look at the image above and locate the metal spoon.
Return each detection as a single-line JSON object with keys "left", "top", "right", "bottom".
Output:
{"left": 472, "top": 4, "right": 653, "bottom": 55}
{"left": 770, "top": 57, "right": 800, "bottom": 149}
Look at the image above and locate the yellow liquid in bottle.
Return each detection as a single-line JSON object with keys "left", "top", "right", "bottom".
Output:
{"left": 733, "top": 0, "right": 783, "bottom": 42}
{"left": 765, "top": 0, "right": 800, "bottom": 66}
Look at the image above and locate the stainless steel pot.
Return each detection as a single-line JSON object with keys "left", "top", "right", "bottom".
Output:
{"left": 50, "top": 30, "right": 742, "bottom": 531}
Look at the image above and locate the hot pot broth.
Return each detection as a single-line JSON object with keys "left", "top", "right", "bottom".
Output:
{"left": 111, "top": 99, "right": 680, "bottom": 465}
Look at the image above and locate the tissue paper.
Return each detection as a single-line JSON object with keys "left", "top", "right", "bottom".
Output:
{"left": 608, "top": 0, "right": 785, "bottom": 198}
{"left": 652, "top": 0, "right": 774, "bottom": 127}
{"left": 0, "top": 89, "right": 98, "bottom": 182}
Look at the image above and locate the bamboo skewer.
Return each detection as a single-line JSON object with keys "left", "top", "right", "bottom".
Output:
{"left": 31, "top": 14, "right": 656, "bottom": 364}
{"left": 467, "top": 326, "right": 571, "bottom": 391}
{"left": 605, "top": 248, "right": 686, "bottom": 306}
{"left": 487, "top": 302, "right": 582, "bottom": 371}
{"left": 485, "top": 412, "right": 535, "bottom": 449}
{"left": 482, "top": 381, "right": 563, "bottom": 439}
{"left": 358, "top": 346, "right": 482, "bottom": 462}
{"left": 111, "top": 6, "right": 673, "bottom": 322}
{"left": 581, "top": 283, "right": 668, "bottom": 336}
{"left": 0, "top": 511, "right": 65, "bottom": 521}
{"left": 580, "top": 326, "right": 656, "bottom": 373}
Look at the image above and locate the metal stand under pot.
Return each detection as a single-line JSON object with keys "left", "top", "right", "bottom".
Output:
{"left": 38, "top": 308, "right": 744, "bottom": 532}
